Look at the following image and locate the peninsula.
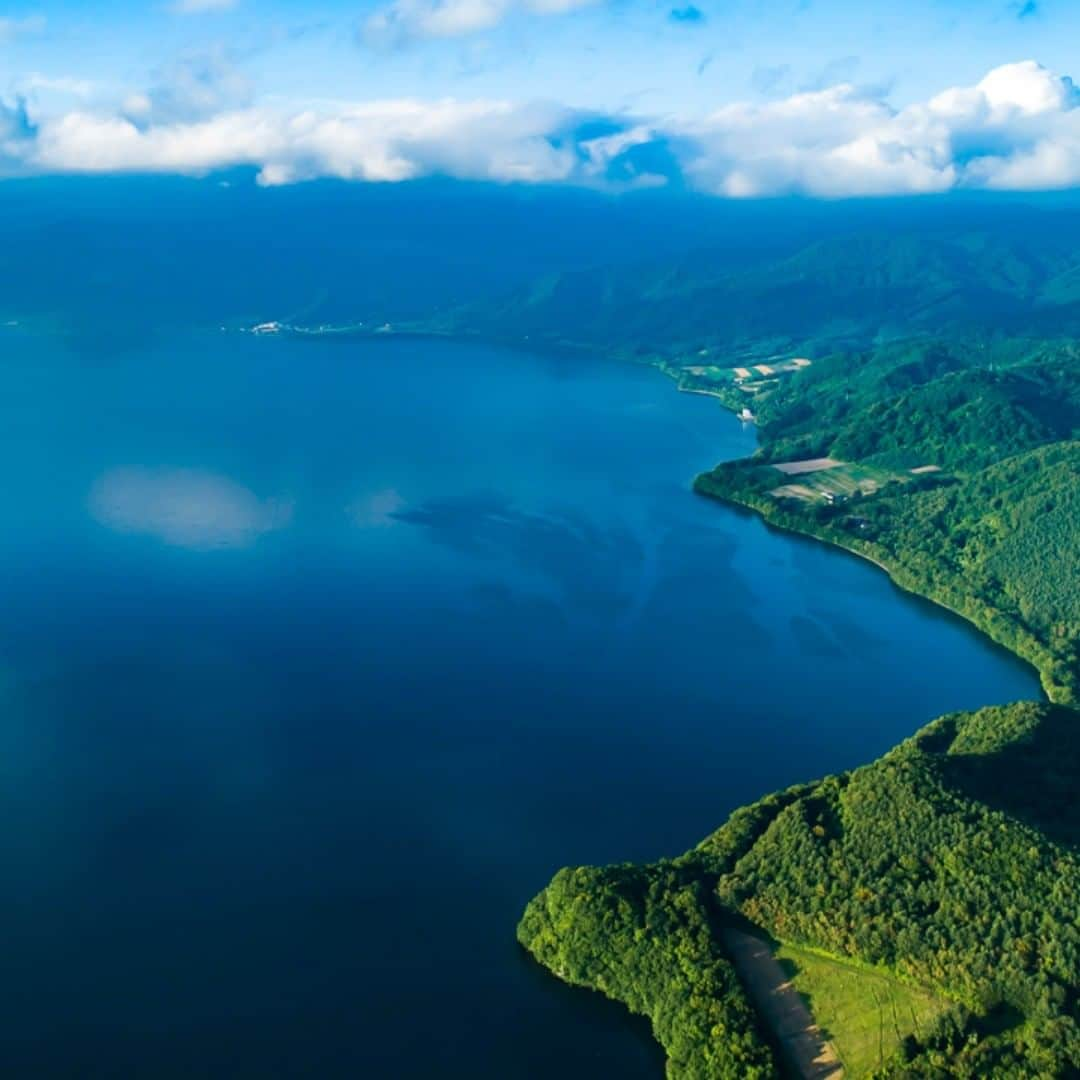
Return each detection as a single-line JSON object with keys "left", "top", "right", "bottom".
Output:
{"left": 505, "top": 225, "right": 1080, "bottom": 1078}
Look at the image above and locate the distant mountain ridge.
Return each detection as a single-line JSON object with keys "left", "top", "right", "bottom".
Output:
{"left": 443, "top": 220, "right": 1080, "bottom": 359}
{"left": 516, "top": 210, "right": 1080, "bottom": 1077}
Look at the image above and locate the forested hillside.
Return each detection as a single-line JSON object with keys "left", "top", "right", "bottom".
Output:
{"left": 695, "top": 341, "right": 1080, "bottom": 702}
{"left": 743, "top": 339, "right": 1080, "bottom": 466}
{"left": 521, "top": 703, "right": 1080, "bottom": 1077}
{"left": 518, "top": 864, "right": 777, "bottom": 1079}
{"left": 826, "top": 369, "right": 1074, "bottom": 470}
{"left": 516, "top": 242, "right": 1080, "bottom": 1075}
{"left": 441, "top": 216, "right": 1080, "bottom": 361}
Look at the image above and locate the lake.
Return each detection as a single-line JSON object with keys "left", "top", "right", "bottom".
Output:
{"left": 0, "top": 329, "right": 1039, "bottom": 1077}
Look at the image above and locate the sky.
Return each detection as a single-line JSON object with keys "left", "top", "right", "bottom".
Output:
{"left": 4, "top": 0, "right": 1080, "bottom": 196}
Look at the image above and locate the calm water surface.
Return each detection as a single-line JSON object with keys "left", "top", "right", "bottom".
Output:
{"left": 0, "top": 331, "right": 1039, "bottom": 1077}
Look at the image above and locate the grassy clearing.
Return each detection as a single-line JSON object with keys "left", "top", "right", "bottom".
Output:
{"left": 773, "top": 942, "right": 950, "bottom": 1078}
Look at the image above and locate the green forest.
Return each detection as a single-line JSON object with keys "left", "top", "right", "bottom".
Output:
{"left": 694, "top": 339, "right": 1080, "bottom": 703}
{"left": 520, "top": 702, "right": 1080, "bottom": 1076}
{"left": 511, "top": 232, "right": 1080, "bottom": 1077}
{"left": 518, "top": 863, "right": 777, "bottom": 1079}
{"left": 436, "top": 217, "right": 1080, "bottom": 365}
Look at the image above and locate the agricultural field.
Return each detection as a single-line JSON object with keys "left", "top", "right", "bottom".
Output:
{"left": 682, "top": 364, "right": 734, "bottom": 380}
{"left": 768, "top": 460, "right": 902, "bottom": 504}
{"left": 678, "top": 357, "right": 814, "bottom": 395}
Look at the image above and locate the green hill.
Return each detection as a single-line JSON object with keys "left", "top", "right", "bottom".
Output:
{"left": 695, "top": 336, "right": 1080, "bottom": 703}
{"left": 520, "top": 326, "right": 1079, "bottom": 1075}
{"left": 521, "top": 703, "right": 1080, "bottom": 1078}
{"left": 826, "top": 369, "right": 1078, "bottom": 470}
{"left": 518, "top": 862, "right": 777, "bottom": 1080}
{"left": 441, "top": 224, "right": 1080, "bottom": 360}
{"left": 509, "top": 209, "right": 1080, "bottom": 1078}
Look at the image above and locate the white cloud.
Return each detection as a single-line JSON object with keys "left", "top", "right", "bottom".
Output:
{"left": 29, "top": 97, "right": 583, "bottom": 185}
{"left": 974, "top": 61, "right": 1079, "bottom": 115}
{"left": 89, "top": 468, "right": 292, "bottom": 550}
{"left": 6, "top": 60, "right": 1080, "bottom": 198}
{"left": 577, "top": 123, "right": 657, "bottom": 179}
{"left": 362, "top": 0, "right": 597, "bottom": 47}
{"left": 682, "top": 83, "right": 955, "bottom": 198}
{"left": 680, "top": 60, "right": 1080, "bottom": 197}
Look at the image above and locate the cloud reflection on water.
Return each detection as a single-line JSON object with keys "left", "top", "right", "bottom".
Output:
{"left": 349, "top": 488, "right": 406, "bottom": 528}
{"left": 89, "top": 467, "right": 292, "bottom": 550}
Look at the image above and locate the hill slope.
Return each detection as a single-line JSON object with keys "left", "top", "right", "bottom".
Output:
{"left": 504, "top": 200, "right": 1080, "bottom": 1078}
{"left": 521, "top": 327, "right": 1079, "bottom": 1076}
{"left": 521, "top": 703, "right": 1080, "bottom": 1078}
{"left": 695, "top": 338, "right": 1080, "bottom": 702}
{"left": 442, "top": 223, "right": 1080, "bottom": 360}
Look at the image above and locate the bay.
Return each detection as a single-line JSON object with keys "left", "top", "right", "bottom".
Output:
{"left": 0, "top": 329, "right": 1038, "bottom": 1076}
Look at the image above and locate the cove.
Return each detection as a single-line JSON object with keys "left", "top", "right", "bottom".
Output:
{"left": 0, "top": 329, "right": 1039, "bottom": 1077}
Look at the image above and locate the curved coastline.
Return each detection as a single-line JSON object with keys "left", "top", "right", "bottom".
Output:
{"left": 325, "top": 324, "right": 1060, "bottom": 700}
{"left": 654, "top": 352, "right": 1058, "bottom": 705}
{"left": 689, "top": 469, "right": 1072, "bottom": 706}
{"left": 291, "top": 326, "right": 1060, "bottom": 705}
{"left": 517, "top": 357, "right": 1073, "bottom": 1078}
{"left": 279, "top": 320, "right": 1062, "bottom": 700}
{"left": 691, "top": 482, "right": 1056, "bottom": 702}
{"left": 265, "top": 323, "right": 1066, "bottom": 1072}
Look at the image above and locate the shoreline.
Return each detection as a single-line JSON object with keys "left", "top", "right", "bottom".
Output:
{"left": 691, "top": 477, "right": 1065, "bottom": 704}
{"left": 281, "top": 323, "right": 1060, "bottom": 701}
{"left": 298, "top": 324, "right": 1057, "bottom": 701}
{"left": 518, "top": 342, "right": 1072, "bottom": 1076}
{"left": 693, "top": 483, "right": 1054, "bottom": 700}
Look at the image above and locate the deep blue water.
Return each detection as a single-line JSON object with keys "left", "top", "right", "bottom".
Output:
{"left": 0, "top": 328, "right": 1039, "bottom": 1077}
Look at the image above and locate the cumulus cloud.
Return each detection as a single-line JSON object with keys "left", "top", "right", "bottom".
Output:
{"left": 89, "top": 468, "right": 292, "bottom": 550}
{"left": 27, "top": 98, "right": 601, "bottom": 186}
{"left": 682, "top": 60, "right": 1080, "bottom": 197}
{"left": 362, "top": 0, "right": 598, "bottom": 47}
{"left": 6, "top": 59, "right": 1080, "bottom": 198}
